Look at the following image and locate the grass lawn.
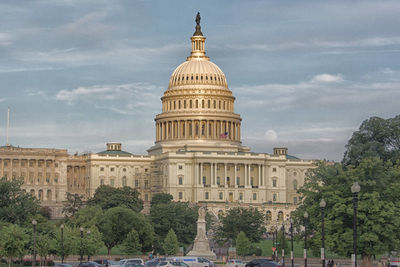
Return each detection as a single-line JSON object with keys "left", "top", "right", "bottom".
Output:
{"left": 254, "top": 239, "right": 344, "bottom": 258}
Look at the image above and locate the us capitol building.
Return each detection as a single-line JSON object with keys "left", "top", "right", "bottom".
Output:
{"left": 0, "top": 15, "right": 314, "bottom": 228}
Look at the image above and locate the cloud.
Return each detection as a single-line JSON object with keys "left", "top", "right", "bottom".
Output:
{"left": 311, "top": 73, "right": 344, "bottom": 83}
{"left": 0, "top": 98, "right": 6, "bottom": 102}
{"left": 58, "top": 11, "right": 115, "bottom": 38}
{"left": 227, "top": 37, "right": 400, "bottom": 52}
{"left": 0, "top": 32, "right": 12, "bottom": 46}
{"left": 264, "top": 130, "right": 278, "bottom": 141}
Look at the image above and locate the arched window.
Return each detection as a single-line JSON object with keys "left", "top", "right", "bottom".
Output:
{"left": 293, "top": 180, "right": 298, "bottom": 190}
{"left": 266, "top": 211, "right": 272, "bottom": 222}
{"left": 38, "top": 189, "right": 43, "bottom": 200}
{"left": 47, "top": 190, "right": 52, "bottom": 200}
{"left": 122, "top": 176, "right": 127, "bottom": 187}
{"left": 278, "top": 211, "right": 284, "bottom": 222}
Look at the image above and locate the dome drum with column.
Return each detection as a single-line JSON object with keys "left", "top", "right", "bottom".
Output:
{"left": 149, "top": 13, "right": 248, "bottom": 154}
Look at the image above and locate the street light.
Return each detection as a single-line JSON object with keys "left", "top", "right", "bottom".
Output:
{"left": 32, "top": 220, "right": 37, "bottom": 267}
{"left": 290, "top": 218, "right": 294, "bottom": 267}
{"left": 80, "top": 227, "right": 84, "bottom": 264}
{"left": 304, "top": 211, "right": 309, "bottom": 267}
{"left": 282, "top": 221, "right": 285, "bottom": 267}
{"left": 320, "top": 199, "right": 326, "bottom": 267}
{"left": 60, "top": 224, "right": 64, "bottom": 264}
{"left": 86, "top": 230, "right": 91, "bottom": 261}
{"left": 351, "top": 182, "right": 360, "bottom": 267}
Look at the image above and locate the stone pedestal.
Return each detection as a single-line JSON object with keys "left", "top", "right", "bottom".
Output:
{"left": 187, "top": 207, "right": 216, "bottom": 259}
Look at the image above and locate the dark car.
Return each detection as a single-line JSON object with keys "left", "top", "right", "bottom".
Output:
{"left": 78, "top": 262, "right": 104, "bottom": 267}
{"left": 245, "top": 259, "right": 280, "bottom": 267}
{"left": 55, "top": 264, "right": 73, "bottom": 267}
{"left": 146, "top": 258, "right": 166, "bottom": 267}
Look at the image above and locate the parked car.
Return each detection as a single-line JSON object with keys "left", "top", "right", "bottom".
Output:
{"left": 120, "top": 259, "right": 145, "bottom": 266}
{"left": 245, "top": 259, "right": 279, "bottom": 267}
{"left": 226, "top": 259, "right": 245, "bottom": 267}
{"left": 94, "top": 259, "right": 119, "bottom": 267}
{"left": 166, "top": 257, "right": 213, "bottom": 267}
{"left": 146, "top": 258, "right": 166, "bottom": 267}
{"left": 78, "top": 262, "right": 104, "bottom": 267}
{"left": 55, "top": 264, "right": 73, "bottom": 267}
{"left": 157, "top": 261, "right": 189, "bottom": 267}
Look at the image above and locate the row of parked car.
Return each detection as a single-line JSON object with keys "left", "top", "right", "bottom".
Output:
{"left": 56, "top": 257, "right": 280, "bottom": 267}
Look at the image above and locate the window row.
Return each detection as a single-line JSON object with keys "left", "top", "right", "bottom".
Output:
{"left": 162, "top": 98, "right": 233, "bottom": 112}
{"left": 170, "top": 73, "right": 227, "bottom": 87}
{"left": 0, "top": 159, "right": 59, "bottom": 168}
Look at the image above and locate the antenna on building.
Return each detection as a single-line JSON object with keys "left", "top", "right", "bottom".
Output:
{"left": 6, "top": 107, "right": 10, "bottom": 146}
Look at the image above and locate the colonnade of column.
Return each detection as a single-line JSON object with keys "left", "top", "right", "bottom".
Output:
{"left": 195, "top": 162, "right": 265, "bottom": 188}
{"left": 156, "top": 119, "right": 241, "bottom": 142}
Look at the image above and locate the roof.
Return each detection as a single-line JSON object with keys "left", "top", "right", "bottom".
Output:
{"left": 97, "top": 150, "right": 132, "bottom": 156}
{"left": 286, "top": 154, "right": 300, "bottom": 160}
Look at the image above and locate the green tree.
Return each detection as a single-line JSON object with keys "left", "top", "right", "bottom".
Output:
{"left": 216, "top": 207, "right": 266, "bottom": 244}
{"left": 163, "top": 229, "right": 179, "bottom": 256}
{"left": 52, "top": 225, "right": 78, "bottom": 261}
{"left": 63, "top": 192, "right": 85, "bottom": 217}
{"left": 0, "top": 177, "right": 40, "bottom": 224}
{"left": 37, "top": 234, "right": 52, "bottom": 266}
{"left": 69, "top": 205, "right": 103, "bottom": 228}
{"left": 98, "top": 207, "right": 154, "bottom": 254}
{"left": 150, "top": 202, "right": 197, "bottom": 246}
{"left": 150, "top": 193, "right": 173, "bottom": 206}
{"left": 295, "top": 158, "right": 400, "bottom": 267}
{"left": 122, "top": 229, "right": 142, "bottom": 255}
{"left": 343, "top": 115, "right": 400, "bottom": 166}
{"left": 276, "top": 226, "right": 288, "bottom": 254}
{"left": 88, "top": 185, "right": 143, "bottom": 212}
{"left": 0, "top": 224, "right": 29, "bottom": 267}
{"left": 236, "top": 231, "right": 251, "bottom": 257}
{"left": 81, "top": 227, "right": 103, "bottom": 260}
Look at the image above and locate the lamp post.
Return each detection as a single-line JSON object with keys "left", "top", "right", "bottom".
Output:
{"left": 80, "top": 227, "right": 84, "bottom": 264}
{"left": 272, "top": 227, "right": 276, "bottom": 261}
{"left": 351, "top": 182, "right": 360, "bottom": 267}
{"left": 275, "top": 225, "right": 278, "bottom": 261}
{"left": 320, "top": 199, "right": 326, "bottom": 267}
{"left": 60, "top": 224, "right": 64, "bottom": 264}
{"left": 304, "top": 211, "right": 309, "bottom": 267}
{"left": 86, "top": 230, "right": 91, "bottom": 261}
{"left": 282, "top": 222, "right": 285, "bottom": 267}
{"left": 32, "top": 220, "right": 37, "bottom": 267}
{"left": 290, "top": 218, "right": 294, "bottom": 267}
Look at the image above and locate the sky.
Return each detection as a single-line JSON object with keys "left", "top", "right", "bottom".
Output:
{"left": 0, "top": 0, "right": 399, "bottom": 161}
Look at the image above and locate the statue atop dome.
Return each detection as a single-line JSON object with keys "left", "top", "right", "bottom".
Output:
{"left": 193, "top": 12, "right": 203, "bottom": 36}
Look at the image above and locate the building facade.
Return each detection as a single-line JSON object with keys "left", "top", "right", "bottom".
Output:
{"left": 0, "top": 17, "right": 314, "bottom": 227}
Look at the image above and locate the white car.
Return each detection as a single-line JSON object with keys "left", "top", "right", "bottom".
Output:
{"left": 157, "top": 261, "right": 189, "bottom": 267}
{"left": 226, "top": 259, "right": 245, "bottom": 267}
{"left": 120, "top": 259, "right": 145, "bottom": 267}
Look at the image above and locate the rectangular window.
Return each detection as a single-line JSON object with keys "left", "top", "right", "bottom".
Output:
{"left": 100, "top": 179, "right": 104, "bottom": 185}
{"left": 273, "top": 193, "right": 277, "bottom": 202}
{"left": 236, "top": 177, "right": 240, "bottom": 185}
{"left": 21, "top": 160, "right": 26, "bottom": 167}
{"left": 178, "top": 165, "right": 183, "bottom": 170}
{"left": 273, "top": 167, "right": 277, "bottom": 172}
{"left": 178, "top": 177, "right": 183, "bottom": 185}
{"left": 110, "top": 167, "right": 114, "bottom": 172}
{"left": 202, "top": 176, "right": 206, "bottom": 185}
{"left": 145, "top": 194, "right": 149, "bottom": 201}
{"left": 205, "top": 192, "right": 209, "bottom": 200}
{"left": 135, "top": 179, "right": 139, "bottom": 187}
{"left": 273, "top": 179, "right": 277, "bottom": 187}
{"left": 293, "top": 197, "right": 298, "bottom": 204}
{"left": 100, "top": 167, "right": 104, "bottom": 171}
{"left": 110, "top": 179, "right": 115, "bottom": 187}
{"left": 29, "top": 161, "right": 34, "bottom": 167}
{"left": 219, "top": 192, "right": 223, "bottom": 200}
{"left": 4, "top": 161, "right": 8, "bottom": 167}
{"left": 145, "top": 168, "right": 148, "bottom": 172}
{"left": 145, "top": 180, "right": 149, "bottom": 188}
{"left": 239, "top": 192, "right": 243, "bottom": 200}
{"left": 178, "top": 192, "right": 183, "bottom": 200}
{"left": 253, "top": 193, "right": 257, "bottom": 200}
{"left": 217, "top": 176, "right": 220, "bottom": 185}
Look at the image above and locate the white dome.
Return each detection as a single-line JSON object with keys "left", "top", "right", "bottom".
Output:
{"left": 168, "top": 59, "right": 228, "bottom": 89}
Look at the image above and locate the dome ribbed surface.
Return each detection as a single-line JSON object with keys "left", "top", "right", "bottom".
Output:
{"left": 168, "top": 59, "right": 228, "bottom": 89}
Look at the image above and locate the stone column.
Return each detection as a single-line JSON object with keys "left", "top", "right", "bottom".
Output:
{"left": 234, "top": 164, "right": 237, "bottom": 187}
{"left": 224, "top": 163, "right": 227, "bottom": 187}
{"left": 200, "top": 163, "right": 203, "bottom": 186}
{"left": 258, "top": 164, "right": 261, "bottom": 187}
{"left": 245, "top": 164, "right": 248, "bottom": 185}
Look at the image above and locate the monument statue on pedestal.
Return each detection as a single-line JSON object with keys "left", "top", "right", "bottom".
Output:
{"left": 187, "top": 207, "right": 216, "bottom": 258}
